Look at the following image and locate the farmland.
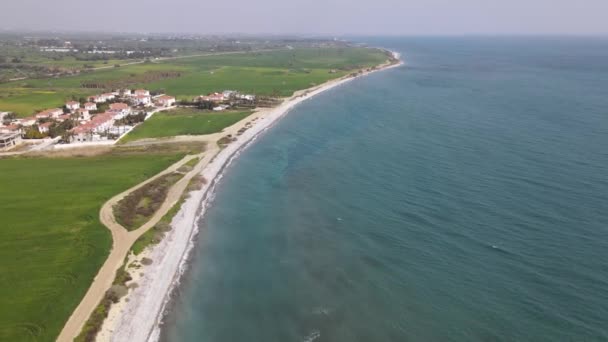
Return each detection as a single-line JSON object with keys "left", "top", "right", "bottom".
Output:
{"left": 0, "top": 152, "right": 184, "bottom": 342}
{"left": 120, "top": 108, "right": 253, "bottom": 143}
{"left": 0, "top": 47, "right": 389, "bottom": 116}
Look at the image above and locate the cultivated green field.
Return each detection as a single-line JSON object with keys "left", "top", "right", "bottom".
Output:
{"left": 0, "top": 153, "right": 184, "bottom": 342}
{"left": 0, "top": 48, "right": 388, "bottom": 116}
{"left": 120, "top": 108, "right": 253, "bottom": 143}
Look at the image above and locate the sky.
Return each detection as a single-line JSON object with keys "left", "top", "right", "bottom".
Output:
{"left": 2, "top": 0, "right": 608, "bottom": 35}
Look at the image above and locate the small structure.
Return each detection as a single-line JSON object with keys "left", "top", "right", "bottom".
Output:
{"left": 213, "top": 104, "right": 230, "bottom": 111}
{"left": 89, "top": 95, "right": 108, "bottom": 103}
{"left": 102, "top": 93, "right": 116, "bottom": 101}
{"left": 132, "top": 95, "right": 151, "bottom": 106}
{"left": 108, "top": 103, "right": 131, "bottom": 119}
{"left": 121, "top": 89, "right": 132, "bottom": 96}
{"left": 66, "top": 101, "right": 80, "bottom": 111}
{"left": 222, "top": 90, "right": 237, "bottom": 98}
{"left": 18, "top": 117, "right": 37, "bottom": 127}
{"left": 84, "top": 102, "right": 97, "bottom": 111}
{"left": 36, "top": 108, "right": 63, "bottom": 119}
{"left": 70, "top": 112, "right": 116, "bottom": 142}
{"left": 197, "top": 92, "right": 225, "bottom": 103}
{"left": 0, "top": 132, "right": 22, "bottom": 151}
{"left": 0, "top": 124, "right": 21, "bottom": 134}
{"left": 38, "top": 122, "right": 52, "bottom": 134}
{"left": 134, "top": 89, "right": 150, "bottom": 96}
{"left": 76, "top": 109, "right": 91, "bottom": 121}
{"left": 57, "top": 114, "right": 72, "bottom": 122}
{"left": 154, "top": 95, "right": 176, "bottom": 107}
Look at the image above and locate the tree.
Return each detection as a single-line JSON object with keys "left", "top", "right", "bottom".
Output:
{"left": 24, "top": 127, "right": 44, "bottom": 139}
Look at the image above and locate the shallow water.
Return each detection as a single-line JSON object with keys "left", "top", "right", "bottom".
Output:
{"left": 162, "top": 37, "right": 608, "bottom": 341}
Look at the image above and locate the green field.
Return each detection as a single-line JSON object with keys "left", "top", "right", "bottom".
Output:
{"left": 120, "top": 108, "right": 253, "bottom": 143}
{"left": 0, "top": 48, "right": 388, "bottom": 116}
{"left": 0, "top": 153, "right": 184, "bottom": 342}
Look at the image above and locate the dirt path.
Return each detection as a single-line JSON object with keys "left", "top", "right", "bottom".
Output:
{"left": 56, "top": 104, "right": 270, "bottom": 341}
{"left": 56, "top": 148, "right": 219, "bottom": 342}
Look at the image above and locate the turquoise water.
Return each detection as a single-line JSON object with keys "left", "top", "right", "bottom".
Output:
{"left": 162, "top": 38, "right": 608, "bottom": 341}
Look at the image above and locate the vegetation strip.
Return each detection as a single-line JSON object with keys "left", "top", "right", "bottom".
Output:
{"left": 113, "top": 171, "right": 186, "bottom": 231}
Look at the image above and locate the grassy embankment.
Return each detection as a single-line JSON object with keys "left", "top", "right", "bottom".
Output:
{"left": 0, "top": 149, "right": 192, "bottom": 342}
{"left": 0, "top": 47, "right": 389, "bottom": 116}
{"left": 120, "top": 108, "right": 253, "bottom": 143}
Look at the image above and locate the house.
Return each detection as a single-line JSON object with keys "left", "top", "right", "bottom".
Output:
{"left": 89, "top": 94, "right": 108, "bottom": 103}
{"left": 108, "top": 103, "right": 131, "bottom": 119}
{"left": 197, "top": 92, "right": 225, "bottom": 103}
{"left": 0, "top": 124, "right": 21, "bottom": 134}
{"left": 132, "top": 95, "right": 151, "bottom": 106}
{"left": 0, "top": 132, "right": 22, "bottom": 151}
{"left": 84, "top": 102, "right": 97, "bottom": 111}
{"left": 154, "top": 95, "right": 176, "bottom": 107}
{"left": 102, "top": 93, "right": 116, "bottom": 101}
{"left": 121, "top": 89, "right": 132, "bottom": 96}
{"left": 38, "top": 122, "right": 52, "bottom": 134}
{"left": 237, "top": 94, "right": 256, "bottom": 101}
{"left": 70, "top": 112, "right": 115, "bottom": 142}
{"left": 76, "top": 109, "right": 91, "bottom": 121}
{"left": 222, "top": 90, "right": 237, "bottom": 98}
{"left": 57, "top": 114, "right": 72, "bottom": 122}
{"left": 18, "top": 117, "right": 37, "bottom": 127}
{"left": 36, "top": 108, "right": 64, "bottom": 119}
{"left": 134, "top": 89, "right": 150, "bottom": 96}
{"left": 66, "top": 101, "right": 80, "bottom": 111}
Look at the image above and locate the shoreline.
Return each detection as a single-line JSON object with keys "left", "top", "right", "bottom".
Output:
{"left": 98, "top": 50, "right": 403, "bottom": 342}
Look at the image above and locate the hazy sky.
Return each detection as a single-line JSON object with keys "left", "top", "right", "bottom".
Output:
{"left": 2, "top": 0, "right": 608, "bottom": 35}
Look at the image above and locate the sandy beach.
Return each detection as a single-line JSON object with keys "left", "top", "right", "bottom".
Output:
{"left": 96, "top": 51, "right": 403, "bottom": 342}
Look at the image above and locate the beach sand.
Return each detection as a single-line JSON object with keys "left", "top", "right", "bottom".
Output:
{"left": 96, "top": 52, "right": 403, "bottom": 342}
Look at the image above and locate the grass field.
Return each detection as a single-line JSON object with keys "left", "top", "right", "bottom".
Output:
{"left": 0, "top": 48, "right": 388, "bottom": 116}
{"left": 0, "top": 153, "right": 184, "bottom": 342}
{"left": 120, "top": 108, "right": 253, "bottom": 143}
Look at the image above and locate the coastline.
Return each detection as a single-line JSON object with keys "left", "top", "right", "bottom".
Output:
{"left": 98, "top": 51, "right": 403, "bottom": 342}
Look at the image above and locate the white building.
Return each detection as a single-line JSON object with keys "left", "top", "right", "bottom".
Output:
{"left": 66, "top": 101, "right": 80, "bottom": 111}
{"left": 38, "top": 122, "right": 52, "bottom": 134}
{"left": 132, "top": 95, "right": 152, "bottom": 106}
{"left": 36, "top": 108, "right": 64, "bottom": 119}
{"left": 154, "top": 95, "right": 176, "bottom": 107}
{"left": 108, "top": 103, "right": 131, "bottom": 119}
{"left": 0, "top": 132, "right": 22, "bottom": 151}
{"left": 84, "top": 102, "right": 97, "bottom": 111}
{"left": 19, "top": 117, "right": 37, "bottom": 127}
{"left": 134, "top": 89, "right": 150, "bottom": 96}
{"left": 76, "top": 109, "right": 91, "bottom": 121}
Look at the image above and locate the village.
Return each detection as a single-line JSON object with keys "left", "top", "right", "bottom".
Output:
{"left": 0, "top": 89, "right": 256, "bottom": 152}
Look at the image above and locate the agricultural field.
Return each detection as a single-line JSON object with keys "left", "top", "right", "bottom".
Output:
{"left": 0, "top": 152, "right": 185, "bottom": 342}
{"left": 0, "top": 47, "right": 389, "bottom": 117}
{"left": 120, "top": 108, "right": 253, "bottom": 143}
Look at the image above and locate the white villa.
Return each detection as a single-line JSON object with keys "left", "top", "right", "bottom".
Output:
{"left": 84, "top": 102, "right": 97, "bottom": 111}
{"left": 154, "top": 95, "right": 176, "bottom": 107}
{"left": 66, "top": 101, "right": 80, "bottom": 111}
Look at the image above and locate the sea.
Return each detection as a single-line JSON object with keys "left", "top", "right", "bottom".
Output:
{"left": 160, "top": 37, "right": 608, "bottom": 341}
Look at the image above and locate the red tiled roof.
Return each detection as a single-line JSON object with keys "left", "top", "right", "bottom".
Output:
{"left": 109, "top": 103, "right": 129, "bottom": 110}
